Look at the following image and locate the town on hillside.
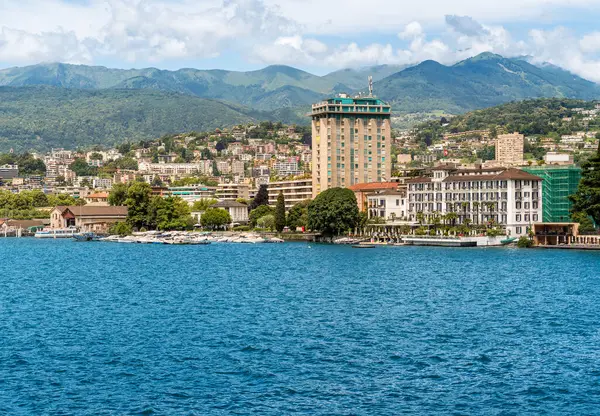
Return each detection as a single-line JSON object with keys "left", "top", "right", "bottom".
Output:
{"left": 1, "top": 96, "right": 600, "bottom": 248}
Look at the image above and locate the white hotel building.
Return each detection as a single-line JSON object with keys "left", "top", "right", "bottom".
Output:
{"left": 406, "top": 167, "right": 543, "bottom": 237}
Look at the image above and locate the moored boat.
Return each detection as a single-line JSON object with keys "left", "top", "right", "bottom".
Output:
{"left": 35, "top": 228, "right": 79, "bottom": 239}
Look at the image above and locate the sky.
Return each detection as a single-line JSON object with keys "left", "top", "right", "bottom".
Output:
{"left": 2, "top": 0, "right": 600, "bottom": 81}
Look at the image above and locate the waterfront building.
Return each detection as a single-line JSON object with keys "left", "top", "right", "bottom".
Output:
{"left": 166, "top": 185, "right": 217, "bottom": 204}
{"left": 496, "top": 133, "right": 524, "bottom": 165}
{"left": 522, "top": 165, "right": 581, "bottom": 222}
{"left": 216, "top": 183, "right": 249, "bottom": 201}
{"left": 311, "top": 93, "right": 392, "bottom": 197}
{"left": 367, "top": 190, "right": 407, "bottom": 221}
{"left": 348, "top": 182, "right": 400, "bottom": 212}
{"left": 50, "top": 205, "right": 128, "bottom": 233}
{"left": 266, "top": 179, "right": 312, "bottom": 210}
{"left": 406, "top": 166, "right": 543, "bottom": 237}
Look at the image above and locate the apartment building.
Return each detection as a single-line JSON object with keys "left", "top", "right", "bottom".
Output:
{"left": 266, "top": 179, "right": 312, "bottom": 210}
{"left": 496, "top": 133, "right": 524, "bottom": 165}
{"left": 406, "top": 166, "right": 543, "bottom": 237}
{"left": 311, "top": 94, "right": 392, "bottom": 197}
{"left": 216, "top": 183, "right": 250, "bottom": 201}
{"left": 167, "top": 185, "right": 218, "bottom": 204}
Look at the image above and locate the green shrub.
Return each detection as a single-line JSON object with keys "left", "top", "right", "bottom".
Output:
{"left": 517, "top": 236, "right": 533, "bottom": 248}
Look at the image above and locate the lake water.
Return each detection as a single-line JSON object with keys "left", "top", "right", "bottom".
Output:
{"left": 1, "top": 238, "right": 600, "bottom": 414}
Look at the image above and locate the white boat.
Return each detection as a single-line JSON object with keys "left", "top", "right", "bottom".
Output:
{"left": 35, "top": 228, "right": 79, "bottom": 239}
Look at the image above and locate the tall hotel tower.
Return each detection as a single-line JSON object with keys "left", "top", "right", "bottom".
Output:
{"left": 310, "top": 80, "right": 392, "bottom": 197}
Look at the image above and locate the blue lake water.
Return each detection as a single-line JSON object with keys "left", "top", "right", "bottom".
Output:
{"left": 1, "top": 239, "right": 600, "bottom": 414}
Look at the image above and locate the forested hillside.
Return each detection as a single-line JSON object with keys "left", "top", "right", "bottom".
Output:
{"left": 0, "top": 87, "right": 303, "bottom": 152}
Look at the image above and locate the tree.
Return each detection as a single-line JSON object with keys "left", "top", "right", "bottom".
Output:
{"left": 249, "top": 205, "right": 275, "bottom": 227}
{"left": 570, "top": 144, "right": 600, "bottom": 225}
{"left": 109, "top": 222, "right": 132, "bottom": 236}
{"left": 571, "top": 211, "right": 596, "bottom": 233}
{"left": 200, "top": 208, "right": 231, "bottom": 230}
{"left": 275, "top": 192, "right": 286, "bottom": 232}
{"left": 192, "top": 198, "right": 217, "bottom": 212}
{"left": 307, "top": 188, "right": 359, "bottom": 236}
{"left": 154, "top": 196, "right": 192, "bottom": 230}
{"left": 109, "top": 183, "right": 129, "bottom": 206}
{"left": 124, "top": 182, "right": 152, "bottom": 229}
{"left": 56, "top": 175, "right": 66, "bottom": 186}
{"left": 89, "top": 152, "right": 103, "bottom": 161}
{"left": 287, "top": 200, "right": 310, "bottom": 230}
{"left": 257, "top": 214, "right": 275, "bottom": 231}
{"left": 151, "top": 176, "right": 164, "bottom": 187}
{"left": 69, "top": 158, "right": 97, "bottom": 176}
{"left": 250, "top": 185, "right": 269, "bottom": 210}
{"left": 30, "top": 190, "right": 49, "bottom": 207}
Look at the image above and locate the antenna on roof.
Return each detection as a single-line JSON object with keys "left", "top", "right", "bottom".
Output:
{"left": 368, "top": 76, "right": 373, "bottom": 97}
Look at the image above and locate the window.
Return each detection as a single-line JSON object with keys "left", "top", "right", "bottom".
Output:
{"left": 396, "top": 199, "right": 400, "bottom": 206}
{"left": 516, "top": 226, "right": 522, "bottom": 234}
{"left": 516, "top": 214, "right": 521, "bottom": 222}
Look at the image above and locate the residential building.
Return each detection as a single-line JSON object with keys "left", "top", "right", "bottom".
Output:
{"left": 0, "top": 164, "right": 18, "bottom": 180}
{"left": 266, "top": 179, "right": 313, "bottom": 210}
{"left": 273, "top": 160, "right": 302, "bottom": 177}
{"left": 347, "top": 182, "right": 400, "bottom": 212}
{"left": 496, "top": 133, "right": 524, "bottom": 165}
{"left": 93, "top": 178, "right": 113, "bottom": 189}
{"left": 50, "top": 205, "right": 128, "bottom": 233}
{"left": 216, "top": 160, "right": 231, "bottom": 174}
{"left": 397, "top": 154, "right": 412, "bottom": 165}
{"left": 544, "top": 152, "right": 574, "bottom": 165}
{"left": 166, "top": 185, "right": 217, "bottom": 204}
{"left": 406, "top": 166, "right": 543, "bottom": 237}
{"left": 85, "top": 192, "right": 109, "bottom": 205}
{"left": 522, "top": 165, "right": 581, "bottom": 222}
{"left": 231, "top": 160, "right": 245, "bottom": 176}
{"left": 138, "top": 162, "right": 212, "bottom": 177}
{"left": 216, "top": 183, "right": 249, "bottom": 201}
{"left": 311, "top": 94, "right": 392, "bottom": 197}
{"left": 367, "top": 190, "right": 407, "bottom": 221}
{"left": 212, "top": 200, "right": 249, "bottom": 225}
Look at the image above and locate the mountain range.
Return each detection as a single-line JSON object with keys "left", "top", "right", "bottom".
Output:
{"left": 0, "top": 52, "right": 599, "bottom": 151}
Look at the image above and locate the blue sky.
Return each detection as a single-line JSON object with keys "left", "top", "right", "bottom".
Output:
{"left": 1, "top": 0, "right": 600, "bottom": 81}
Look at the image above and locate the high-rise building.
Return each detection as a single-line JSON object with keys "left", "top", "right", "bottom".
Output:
{"left": 496, "top": 133, "right": 524, "bottom": 165}
{"left": 311, "top": 94, "right": 392, "bottom": 197}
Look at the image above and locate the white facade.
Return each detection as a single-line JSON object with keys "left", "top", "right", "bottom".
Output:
{"left": 266, "top": 179, "right": 313, "bottom": 210}
{"left": 406, "top": 167, "right": 543, "bottom": 237}
{"left": 367, "top": 191, "right": 407, "bottom": 221}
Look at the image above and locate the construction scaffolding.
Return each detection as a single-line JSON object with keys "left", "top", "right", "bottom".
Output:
{"left": 523, "top": 166, "right": 581, "bottom": 222}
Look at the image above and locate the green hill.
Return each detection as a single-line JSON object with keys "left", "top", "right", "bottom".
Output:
{"left": 375, "top": 53, "right": 600, "bottom": 114}
{"left": 0, "top": 87, "right": 304, "bottom": 152}
{"left": 413, "top": 98, "right": 600, "bottom": 146}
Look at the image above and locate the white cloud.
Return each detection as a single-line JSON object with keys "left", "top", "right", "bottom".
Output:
{"left": 580, "top": 32, "right": 600, "bottom": 53}
{"left": 1, "top": 0, "right": 600, "bottom": 85}
{"left": 0, "top": 0, "right": 296, "bottom": 64}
